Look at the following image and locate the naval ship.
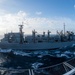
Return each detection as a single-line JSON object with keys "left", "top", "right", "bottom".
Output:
{"left": 0, "top": 24, "right": 75, "bottom": 50}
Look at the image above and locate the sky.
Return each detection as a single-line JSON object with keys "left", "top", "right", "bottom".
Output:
{"left": 0, "top": 0, "right": 75, "bottom": 37}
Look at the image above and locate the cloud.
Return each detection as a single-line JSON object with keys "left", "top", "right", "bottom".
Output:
{"left": 26, "top": 17, "right": 75, "bottom": 33}
{"left": 0, "top": 9, "right": 9, "bottom": 15}
{"left": 35, "top": 12, "right": 42, "bottom": 15}
{"left": 17, "top": 11, "right": 28, "bottom": 18}
{"left": 0, "top": 11, "right": 28, "bottom": 34}
{"left": 0, "top": 10, "right": 75, "bottom": 36}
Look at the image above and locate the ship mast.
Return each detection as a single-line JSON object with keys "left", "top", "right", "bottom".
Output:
{"left": 19, "top": 23, "right": 24, "bottom": 44}
{"left": 64, "top": 23, "right": 65, "bottom": 36}
{"left": 32, "top": 29, "right": 37, "bottom": 43}
{"left": 48, "top": 30, "right": 51, "bottom": 42}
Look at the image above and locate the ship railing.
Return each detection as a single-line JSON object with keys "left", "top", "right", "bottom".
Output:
{"left": 63, "top": 68, "right": 75, "bottom": 75}
{"left": 0, "top": 57, "right": 75, "bottom": 75}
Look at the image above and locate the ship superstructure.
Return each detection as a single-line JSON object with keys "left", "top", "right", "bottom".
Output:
{"left": 0, "top": 24, "right": 75, "bottom": 50}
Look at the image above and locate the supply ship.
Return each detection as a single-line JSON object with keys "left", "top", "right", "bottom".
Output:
{"left": 0, "top": 24, "right": 75, "bottom": 50}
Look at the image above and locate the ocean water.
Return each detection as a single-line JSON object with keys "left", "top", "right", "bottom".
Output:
{"left": 0, "top": 44, "right": 75, "bottom": 75}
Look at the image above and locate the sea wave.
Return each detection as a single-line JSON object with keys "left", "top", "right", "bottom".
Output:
{"left": 0, "top": 44, "right": 74, "bottom": 69}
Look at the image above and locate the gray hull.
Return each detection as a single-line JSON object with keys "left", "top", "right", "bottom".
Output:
{"left": 0, "top": 41, "right": 75, "bottom": 50}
